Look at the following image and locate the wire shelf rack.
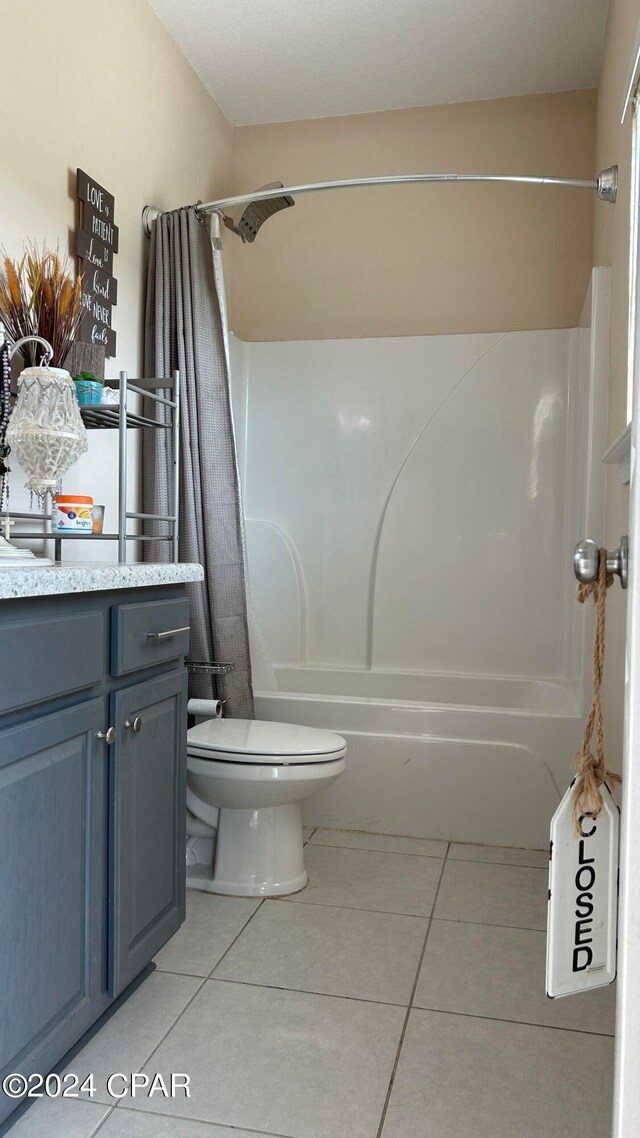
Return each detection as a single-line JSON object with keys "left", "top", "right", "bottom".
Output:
{"left": 1, "top": 370, "right": 180, "bottom": 564}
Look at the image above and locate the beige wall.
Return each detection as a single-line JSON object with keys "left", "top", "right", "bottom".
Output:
{"left": 0, "top": 0, "right": 232, "bottom": 375}
{"left": 0, "top": 0, "right": 232, "bottom": 559}
{"left": 228, "top": 90, "right": 596, "bottom": 341}
{"left": 594, "top": 0, "right": 639, "bottom": 772}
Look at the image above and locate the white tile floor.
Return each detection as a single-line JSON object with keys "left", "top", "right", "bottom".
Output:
{"left": 6, "top": 830, "right": 615, "bottom": 1138}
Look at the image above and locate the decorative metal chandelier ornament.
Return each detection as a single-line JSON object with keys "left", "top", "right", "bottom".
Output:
{"left": 5, "top": 336, "right": 88, "bottom": 505}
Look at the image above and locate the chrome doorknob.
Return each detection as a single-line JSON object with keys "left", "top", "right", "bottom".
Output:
{"left": 573, "top": 539, "right": 600, "bottom": 584}
{"left": 96, "top": 726, "right": 116, "bottom": 745}
{"left": 573, "top": 536, "right": 628, "bottom": 589}
{"left": 124, "top": 716, "right": 143, "bottom": 734}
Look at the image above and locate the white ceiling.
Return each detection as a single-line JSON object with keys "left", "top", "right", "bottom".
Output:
{"left": 150, "top": 0, "right": 610, "bottom": 127}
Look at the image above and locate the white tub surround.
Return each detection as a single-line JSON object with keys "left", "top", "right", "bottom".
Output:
{"left": 0, "top": 561, "right": 204, "bottom": 600}
{"left": 256, "top": 669, "right": 581, "bottom": 850}
{"left": 234, "top": 273, "right": 610, "bottom": 848}
{"left": 236, "top": 327, "right": 598, "bottom": 678}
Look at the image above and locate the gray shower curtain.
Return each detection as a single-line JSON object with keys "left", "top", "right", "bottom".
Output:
{"left": 143, "top": 207, "right": 254, "bottom": 719}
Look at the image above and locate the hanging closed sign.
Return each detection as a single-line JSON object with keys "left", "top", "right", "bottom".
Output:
{"left": 546, "top": 779, "right": 619, "bottom": 998}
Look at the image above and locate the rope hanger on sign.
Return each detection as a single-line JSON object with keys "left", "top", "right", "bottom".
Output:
{"left": 572, "top": 547, "right": 622, "bottom": 831}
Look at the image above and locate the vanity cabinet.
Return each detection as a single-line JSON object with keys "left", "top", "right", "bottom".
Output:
{"left": 0, "top": 580, "right": 192, "bottom": 1126}
{"left": 0, "top": 700, "right": 106, "bottom": 1102}
{"left": 111, "top": 669, "right": 187, "bottom": 995}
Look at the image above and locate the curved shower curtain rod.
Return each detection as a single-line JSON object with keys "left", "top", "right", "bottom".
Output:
{"left": 142, "top": 165, "right": 618, "bottom": 236}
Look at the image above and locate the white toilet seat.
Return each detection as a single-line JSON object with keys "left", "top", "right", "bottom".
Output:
{"left": 188, "top": 753, "right": 346, "bottom": 785}
{"left": 187, "top": 717, "right": 346, "bottom": 765}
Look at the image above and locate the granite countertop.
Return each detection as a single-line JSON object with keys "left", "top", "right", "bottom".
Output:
{"left": 0, "top": 561, "right": 204, "bottom": 600}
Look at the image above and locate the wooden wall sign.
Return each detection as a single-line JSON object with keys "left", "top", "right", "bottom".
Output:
{"left": 75, "top": 228, "right": 113, "bottom": 275}
{"left": 75, "top": 169, "right": 118, "bottom": 357}
{"left": 81, "top": 203, "right": 119, "bottom": 252}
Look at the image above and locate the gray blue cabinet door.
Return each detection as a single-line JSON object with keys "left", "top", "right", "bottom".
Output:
{"left": 110, "top": 669, "right": 187, "bottom": 995}
{"left": 0, "top": 699, "right": 106, "bottom": 1124}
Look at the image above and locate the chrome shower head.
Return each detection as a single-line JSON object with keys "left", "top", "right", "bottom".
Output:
{"left": 222, "top": 182, "right": 295, "bottom": 243}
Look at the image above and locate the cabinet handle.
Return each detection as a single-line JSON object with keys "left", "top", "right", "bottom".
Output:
{"left": 147, "top": 626, "right": 190, "bottom": 641}
{"left": 96, "top": 726, "right": 116, "bottom": 745}
{"left": 124, "top": 716, "right": 143, "bottom": 734}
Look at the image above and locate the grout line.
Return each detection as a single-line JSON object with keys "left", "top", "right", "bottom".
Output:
{"left": 407, "top": 1005, "right": 616, "bottom": 1039}
{"left": 430, "top": 916, "right": 547, "bottom": 931}
{"left": 449, "top": 843, "right": 546, "bottom": 855}
{"left": 307, "top": 842, "right": 448, "bottom": 860}
{"left": 201, "top": 975, "right": 614, "bottom": 1038}
{"left": 108, "top": 1102, "right": 300, "bottom": 1137}
{"left": 311, "top": 831, "right": 545, "bottom": 856}
{"left": 281, "top": 885, "right": 545, "bottom": 925}
{"left": 375, "top": 843, "right": 450, "bottom": 1138}
{"left": 205, "top": 974, "right": 411, "bottom": 1009}
{"left": 153, "top": 967, "right": 210, "bottom": 979}
{"left": 155, "top": 913, "right": 547, "bottom": 945}
{"left": 88, "top": 1103, "right": 118, "bottom": 1136}
{"left": 444, "top": 856, "right": 548, "bottom": 869}
{"left": 307, "top": 841, "right": 545, "bottom": 869}
{"left": 281, "top": 897, "right": 437, "bottom": 918}
{"left": 207, "top": 898, "right": 267, "bottom": 978}
{"left": 263, "top": 896, "right": 427, "bottom": 921}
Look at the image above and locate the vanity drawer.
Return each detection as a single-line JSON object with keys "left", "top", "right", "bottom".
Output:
{"left": 0, "top": 611, "right": 104, "bottom": 713}
{"left": 111, "top": 597, "right": 190, "bottom": 676}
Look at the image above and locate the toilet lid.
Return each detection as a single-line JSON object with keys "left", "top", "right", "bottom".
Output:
{"left": 187, "top": 718, "right": 346, "bottom": 763}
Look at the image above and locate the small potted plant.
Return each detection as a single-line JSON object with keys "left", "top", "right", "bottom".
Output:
{"left": 72, "top": 370, "right": 103, "bottom": 405}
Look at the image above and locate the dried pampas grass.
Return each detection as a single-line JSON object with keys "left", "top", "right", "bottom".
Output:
{"left": 0, "top": 243, "right": 83, "bottom": 367}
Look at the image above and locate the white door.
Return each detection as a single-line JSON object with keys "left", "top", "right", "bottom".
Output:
{"left": 612, "top": 358, "right": 640, "bottom": 1136}
{"left": 613, "top": 80, "right": 640, "bottom": 1138}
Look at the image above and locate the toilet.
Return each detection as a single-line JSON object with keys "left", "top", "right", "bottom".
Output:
{"left": 185, "top": 710, "right": 346, "bottom": 896}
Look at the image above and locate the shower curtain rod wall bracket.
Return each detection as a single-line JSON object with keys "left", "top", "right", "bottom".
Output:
{"left": 141, "top": 165, "right": 618, "bottom": 236}
{"left": 142, "top": 205, "right": 162, "bottom": 236}
{"left": 597, "top": 165, "right": 618, "bottom": 203}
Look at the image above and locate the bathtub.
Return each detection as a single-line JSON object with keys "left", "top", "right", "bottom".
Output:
{"left": 254, "top": 668, "right": 583, "bottom": 849}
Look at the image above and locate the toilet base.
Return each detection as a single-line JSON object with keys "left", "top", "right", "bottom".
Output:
{"left": 187, "top": 868, "right": 309, "bottom": 897}
{"left": 187, "top": 801, "right": 309, "bottom": 897}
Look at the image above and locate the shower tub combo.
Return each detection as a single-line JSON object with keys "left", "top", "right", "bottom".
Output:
{"left": 142, "top": 159, "right": 612, "bottom": 861}
{"left": 255, "top": 668, "right": 582, "bottom": 850}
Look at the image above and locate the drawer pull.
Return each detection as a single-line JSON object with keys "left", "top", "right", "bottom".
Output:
{"left": 147, "top": 626, "right": 190, "bottom": 641}
{"left": 124, "top": 716, "right": 143, "bottom": 734}
{"left": 96, "top": 726, "right": 116, "bottom": 745}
